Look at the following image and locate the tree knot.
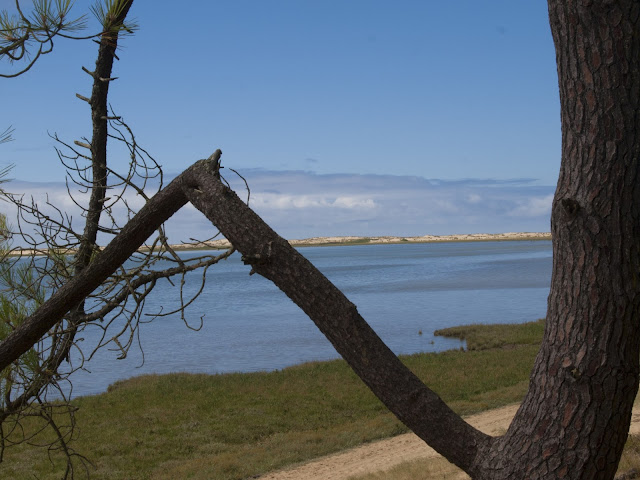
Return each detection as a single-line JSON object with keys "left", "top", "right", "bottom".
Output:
{"left": 561, "top": 198, "right": 581, "bottom": 217}
{"left": 242, "top": 241, "right": 273, "bottom": 275}
{"left": 564, "top": 363, "right": 582, "bottom": 381}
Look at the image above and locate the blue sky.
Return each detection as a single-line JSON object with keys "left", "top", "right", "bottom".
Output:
{"left": 1, "top": 1, "right": 560, "bottom": 241}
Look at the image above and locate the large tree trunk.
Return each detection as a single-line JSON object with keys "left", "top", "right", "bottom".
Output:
{"left": 476, "top": 2, "right": 640, "bottom": 478}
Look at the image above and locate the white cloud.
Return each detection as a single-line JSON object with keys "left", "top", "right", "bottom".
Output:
{"left": 466, "top": 193, "right": 482, "bottom": 204}
{"left": 2, "top": 171, "right": 555, "bottom": 245}
{"left": 332, "top": 196, "right": 376, "bottom": 209}
{"left": 508, "top": 194, "right": 554, "bottom": 217}
{"left": 251, "top": 193, "right": 376, "bottom": 210}
{"left": 236, "top": 171, "right": 554, "bottom": 239}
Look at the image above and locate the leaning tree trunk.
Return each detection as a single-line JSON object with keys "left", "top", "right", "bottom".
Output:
{"left": 478, "top": 2, "right": 640, "bottom": 478}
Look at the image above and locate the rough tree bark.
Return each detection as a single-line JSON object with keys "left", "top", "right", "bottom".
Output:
{"left": 475, "top": 2, "right": 640, "bottom": 478}
{"left": 0, "top": 1, "right": 638, "bottom": 478}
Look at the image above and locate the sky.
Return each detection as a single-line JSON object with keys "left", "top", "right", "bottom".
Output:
{"left": 0, "top": 1, "right": 560, "bottom": 242}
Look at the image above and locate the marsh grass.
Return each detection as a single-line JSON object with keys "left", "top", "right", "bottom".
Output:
{"left": 1, "top": 321, "right": 544, "bottom": 479}
{"left": 435, "top": 318, "right": 545, "bottom": 350}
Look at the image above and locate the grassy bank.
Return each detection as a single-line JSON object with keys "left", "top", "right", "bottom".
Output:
{"left": 1, "top": 321, "right": 546, "bottom": 480}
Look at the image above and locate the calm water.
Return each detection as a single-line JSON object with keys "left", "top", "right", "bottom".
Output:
{"left": 65, "top": 241, "right": 552, "bottom": 397}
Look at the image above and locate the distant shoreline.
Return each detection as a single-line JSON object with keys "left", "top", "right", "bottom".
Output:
{"left": 9, "top": 232, "right": 552, "bottom": 256}
{"left": 165, "top": 232, "right": 552, "bottom": 251}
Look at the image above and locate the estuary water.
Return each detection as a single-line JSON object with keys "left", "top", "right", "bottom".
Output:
{"left": 66, "top": 240, "right": 552, "bottom": 397}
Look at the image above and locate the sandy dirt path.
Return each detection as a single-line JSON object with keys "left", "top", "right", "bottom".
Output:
{"left": 259, "top": 403, "right": 640, "bottom": 480}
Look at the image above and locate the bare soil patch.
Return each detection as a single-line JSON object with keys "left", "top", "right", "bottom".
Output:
{"left": 259, "top": 403, "right": 640, "bottom": 480}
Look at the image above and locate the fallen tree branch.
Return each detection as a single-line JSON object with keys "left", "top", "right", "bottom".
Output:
{"left": 182, "top": 156, "right": 492, "bottom": 474}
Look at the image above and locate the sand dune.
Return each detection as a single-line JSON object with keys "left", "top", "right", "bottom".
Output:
{"left": 170, "top": 232, "right": 552, "bottom": 251}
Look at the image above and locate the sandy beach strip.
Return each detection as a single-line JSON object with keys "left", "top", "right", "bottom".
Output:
{"left": 7, "top": 232, "right": 551, "bottom": 256}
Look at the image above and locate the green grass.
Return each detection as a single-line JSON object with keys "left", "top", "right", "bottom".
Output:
{"left": 0, "top": 320, "right": 545, "bottom": 480}
{"left": 434, "top": 318, "right": 545, "bottom": 350}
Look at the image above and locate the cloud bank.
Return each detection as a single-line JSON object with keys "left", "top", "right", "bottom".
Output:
{"left": 3, "top": 170, "right": 555, "bottom": 246}
{"left": 219, "top": 170, "right": 554, "bottom": 240}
